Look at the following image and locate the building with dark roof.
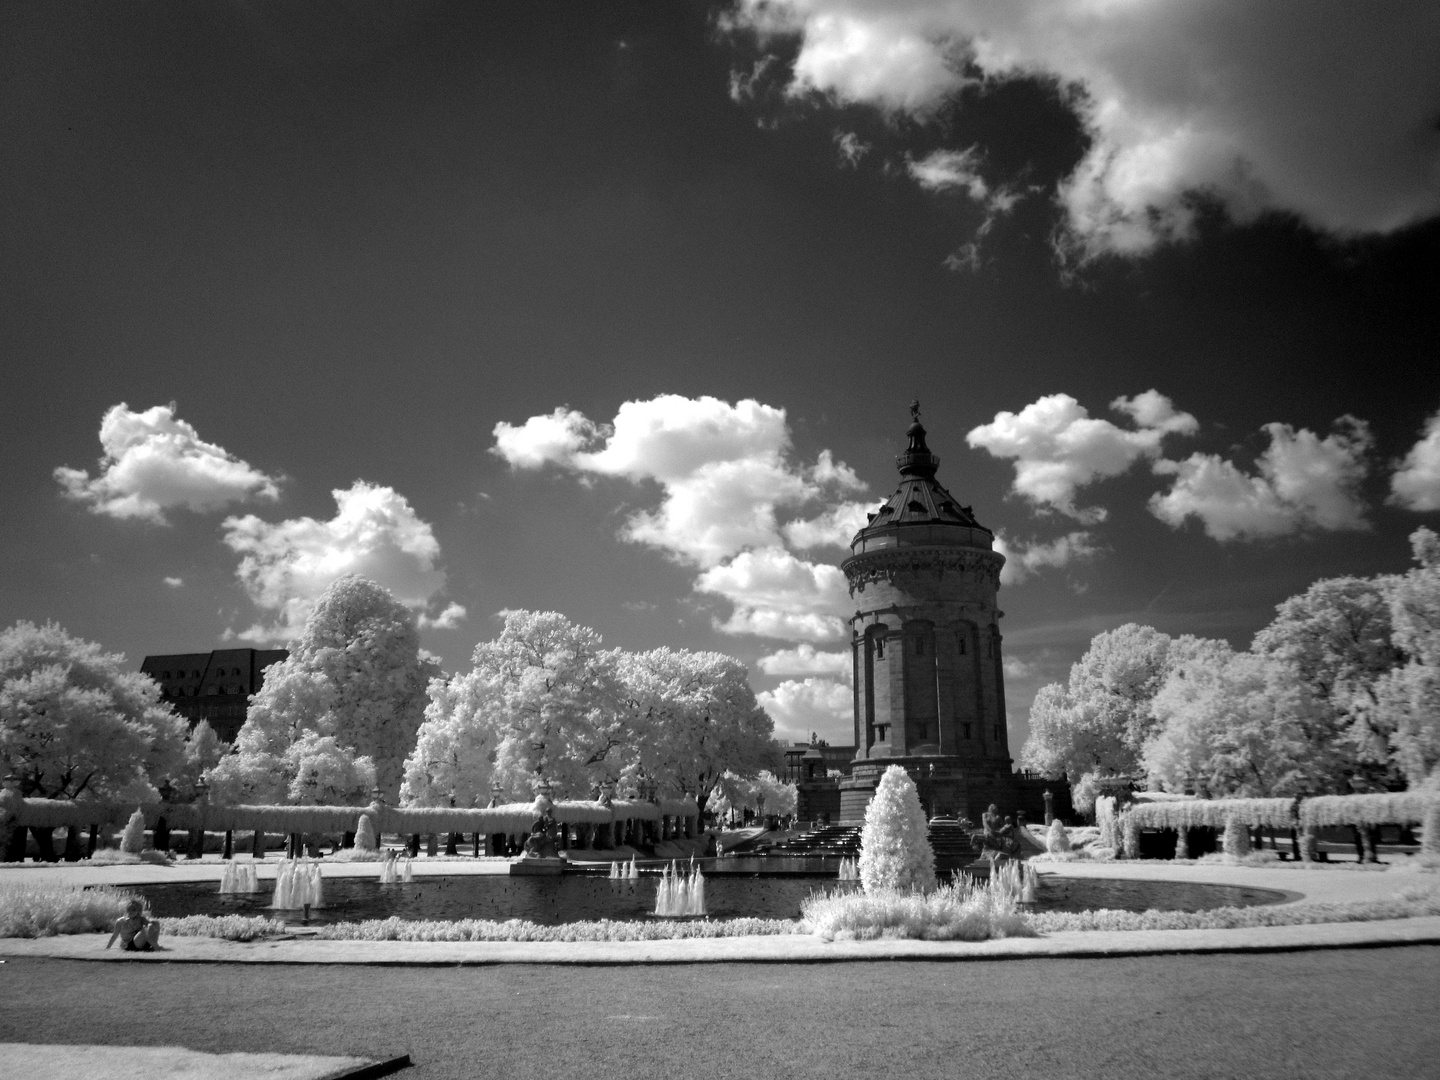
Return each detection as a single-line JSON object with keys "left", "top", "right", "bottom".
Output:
{"left": 139, "top": 648, "right": 287, "bottom": 743}
{"left": 833, "top": 404, "right": 1069, "bottom": 825}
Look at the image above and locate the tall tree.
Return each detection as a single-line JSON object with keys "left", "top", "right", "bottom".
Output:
{"left": 1020, "top": 624, "right": 1219, "bottom": 796}
{"left": 620, "top": 647, "right": 780, "bottom": 820}
{"left": 0, "top": 621, "right": 186, "bottom": 800}
{"left": 1252, "top": 575, "right": 1399, "bottom": 791}
{"left": 402, "top": 610, "right": 627, "bottom": 803}
{"left": 1145, "top": 647, "right": 1314, "bottom": 797}
{"left": 1373, "top": 528, "right": 1440, "bottom": 787}
{"left": 209, "top": 576, "right": 436, "bottom": 802}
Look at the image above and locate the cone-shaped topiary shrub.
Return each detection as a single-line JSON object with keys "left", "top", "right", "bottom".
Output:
{"left": 119, "top": 808, "right": 146, "bottom": 854}
{"left": 354, "top": 813, "right": 378, "bottom": 851}
{"left": 1046, "top": 819, "right": 1071, "bottom": 853}
{"left": 858, "top": 765, "right": 934, "bottom": 894}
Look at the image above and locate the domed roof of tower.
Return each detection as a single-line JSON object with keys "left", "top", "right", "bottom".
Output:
{"left": 848, "top": 403, "right": 991, "bottom": 549}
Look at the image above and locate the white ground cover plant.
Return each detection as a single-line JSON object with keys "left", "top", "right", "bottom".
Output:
{"left": 0, "top": 881, "right": 136, "bottom": 937}
{"left": 314, "top": 915, "right": 797, "bottom": 942}
{"left": 801, "top": 877, "right": 1034, "bottom": 942}
{"left": 858, "top": 765, "right": 934, "bottom": 893}
{"left": 165, "top": 914, "right": 288, "bottom": 941}
{"left": 1030, "top": 883, "right": 1440, "bottom": 933}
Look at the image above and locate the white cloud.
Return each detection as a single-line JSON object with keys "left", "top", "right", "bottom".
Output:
{"left": 222, "top": 481, "right": 451, "bottom": 642}
{"left": 162, "top": 576, "right": 184, "bottom": 588}
{"left": 490, "top": 407, "right": 597, "bottom": 470}
{"left": 493, "top": 395, "right": 867, "bottom": 643}
{"left": 758, "top": 643, "right": 852, "bottom": 678}
{"left": 418, "top": 602, "right": 468, "bottom": 630}
{"left": 727, "top": 2, "right": 1440, "bottom": 258}
{"left": 55, "top": 403, "right": 279, "bottom": 524}
{"left": 782, "top": 500, "right": 871, "bottom": 549}
{"left": 1002, "top": 655, "right": 1035, "bottom": 680}
{"left": 757, "top": 677, "right": 854, "bottom": 745}
{"left": 967, "top": 391, "right": 1197, "bottom": 521}
{"left": 908, "top": 147, "right": 989, "bottom": 200}
{"left": 1150, "top": 418, "right": 1373, "bottom": 541}
{"left": 835, "top": 130, "right": 871, "bottom": 167}
{"left": 1389, "top": 409, "right": 1440, "bottom": 512}
{"left": 696, "top": 547, "right": 851, "bottom": 643}
{"left": 994, "top": 530, "right": 1100, "bottom": 585}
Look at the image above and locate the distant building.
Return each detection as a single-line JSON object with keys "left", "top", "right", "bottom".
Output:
{"left": 140, "top": 648, "right": 287, "bottom": 743}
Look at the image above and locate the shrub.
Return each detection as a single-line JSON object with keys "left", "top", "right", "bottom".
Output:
{"left": 165, "top": 914, "right": 288, "bottom": 941}
{"left": 858, "top": 765, "right": 934, "bottom": 894}
{"left": 119, "top": 808, "right": 146, "bottom": 854}
{"left": 354, "top": 813, "right": 378, "bottom": 852}
{"left": 314, "top": 916, "right": 797, "bottom": 942}
{"left": 1030, "top": 884, "right": 1440, "bottom": 934}
{"left": 0, "top": 881, "right": 137, "bottom": 937}
{"left": 801, "top": 877, "right": 1035, "bottom": 942}
{"left": 1046, "top": 820, "right": 1071, "bottom": 854}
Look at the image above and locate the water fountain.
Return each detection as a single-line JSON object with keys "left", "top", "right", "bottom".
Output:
{"left": 218, "top": 861, "right": 261, "bottom": 894}
{"left": 837, "top": 856, "right": 860, "bottom": 880}
{"left": 378, "top": 852, "right": 414, "bottom": 884}
{"left": 652, "top": 860, "right": 706, "bottom": 917}
{"left": 269, "top": 858, "right": 325, "bottom": 910}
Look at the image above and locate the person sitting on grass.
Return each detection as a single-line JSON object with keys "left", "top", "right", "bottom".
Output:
{"left": 105, "top": 900, "right": 161, "bottom": 952}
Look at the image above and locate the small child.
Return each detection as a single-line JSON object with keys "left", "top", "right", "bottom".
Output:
{"left": 105, "top": 899, "right": 161, "bottom": 952}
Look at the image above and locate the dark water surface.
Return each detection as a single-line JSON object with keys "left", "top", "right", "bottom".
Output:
{"left": 131, "top": 870, "right": 1290, "bottom": 926}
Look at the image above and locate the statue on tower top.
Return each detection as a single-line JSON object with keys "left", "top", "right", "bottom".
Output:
{"left": 910, "top": 399, "right": 921, "bottom": 422}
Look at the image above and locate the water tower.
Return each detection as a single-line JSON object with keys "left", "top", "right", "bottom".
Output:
{"left": 837, "top": 403, "right": 1015, "bottom": 824}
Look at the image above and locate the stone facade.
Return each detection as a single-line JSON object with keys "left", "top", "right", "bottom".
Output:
{"left": 140, "top": 648, "right": 287, "bottom": 742}
{"left": 832, "top": 407, "right": 1056, "bottom": 825}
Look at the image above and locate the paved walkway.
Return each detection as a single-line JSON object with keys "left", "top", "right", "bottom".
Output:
{"left": 2, "top": 853, "right": 1436, "bottom": 964}
{"left": 4, "top": 947, "right": 1437, "bottom": 1079}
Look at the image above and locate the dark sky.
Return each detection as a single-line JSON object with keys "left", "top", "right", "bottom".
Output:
{"left": 3, "top": 1, "right": 1438, "bottom": 748}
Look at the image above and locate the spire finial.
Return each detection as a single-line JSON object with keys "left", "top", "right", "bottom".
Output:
{"left": 910, "top": 399, "right": 921, "bottom": 422}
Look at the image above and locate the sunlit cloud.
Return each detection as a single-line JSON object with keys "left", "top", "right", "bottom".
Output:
{"left": 493, "top": 395, "right": 866, "bottom": 642}
{"left": 1150, "top": 417, "right": 1373, "bottom": 541}
{"left": 223, "top": 481, "right": 454, "bottom": 642}
{"left": 1389, "top": 408, "right": 1440, "bottom": 512}
{"left": 757, "top": 676, "right": 854, "bottom": 745}
{"left": 726, "top": 1, "right": 1440, "bottom": 258}
{"left": 967, "top": 390, "right": 1197, "bottom": 522}
{"left": 55, "top": 403, "right": 279, "bottom": 524}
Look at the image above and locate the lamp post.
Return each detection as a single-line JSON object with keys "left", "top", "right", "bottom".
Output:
{"left": 188, "top": 777, "right": 208, "bottom": 860}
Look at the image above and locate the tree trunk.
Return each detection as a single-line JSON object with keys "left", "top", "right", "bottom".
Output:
{"left": 62, "top": 826, "right": 83, "bottom": 862}
{"left": 32, "top": 826, "right": 57, "bottom": 862}
{"left": 408, "top": 833, "right": 421, "bottom": 857}
{"left": 86, "top": 823, "right": 99, "bottom": 858}
{"left": 445, "top": 831, "right": 459, "bottom": 856}
{"left": 222, "top": 830, "right": 233, "bottom": 860}
{"left": 4, "top": 824, "right": 28, "bottom": 863}
{"left": 252, "top": 829, "right": 265, "bottom": 858}
{"left": 342, "top": 830, "right": 355, "bottom": 849}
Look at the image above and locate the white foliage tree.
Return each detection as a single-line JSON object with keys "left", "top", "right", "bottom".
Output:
{"left": 0, "top": 621, "right": 186, "bottom": 801}
{"left": 402, "top": 610, "right": 626, "bottom": 804}
{"left": 210, "top": 576, "right": 436, "bottom": 803}
{"left": 858, "top": 765, "right": 934, "bottom": 894}
{"left": 620, "top": 647, "right": 781, "bottom": 817}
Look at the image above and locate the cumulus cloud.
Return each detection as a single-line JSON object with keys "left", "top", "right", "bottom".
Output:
{"left": 757, "top": 677, "right": 854, "bottom": 745}
{"left": 727, "top": 1, "right": 1440, "bottom": 258}
{"left": 418, "top": 602, "right": 468, "bottom": 630}
{"left": 493, "top": 395, "right": 866, "bottom": 642}
{"left": 967, "top": 390, "right": 1197, "bottom": 521}
{"left": 1389, "top": 409, "right": 1440, "bottom": 512}
{"left": 782, "top": 500, "right": 871, "bottom": 549}
{"left": 696, "top": 547, "right": 851, "bottom": 643}
{"left": 1150, "top": 417, "right": 1373, "bottom": 541}
{"left": 757, "top": 643, "right": 852, "bottom": 678}
{"left": 994, "top": 530, "right": 1100, "bottom": 585}
{"left": 223, "top": 481, "right": 454, "bottom": 642}
{"left": 163, "top": 576, "right": 184, "bottom": 588}
{"left": 55, "top": 403, "right": 280, "bottom": 524}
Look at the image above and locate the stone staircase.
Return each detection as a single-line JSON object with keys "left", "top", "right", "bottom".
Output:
{"left": 750, "top": 824, "right": 861, "bottom": 857}
{"left": 926, "top": 816, "right": 979, "bottom": 870}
